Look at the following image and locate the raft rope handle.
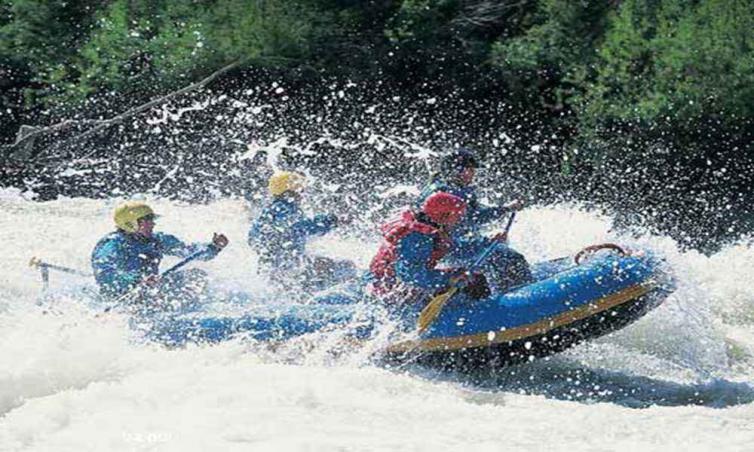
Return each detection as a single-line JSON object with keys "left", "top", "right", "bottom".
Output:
{"left": 574, "top": 243, "right": 627, "bottom": 265}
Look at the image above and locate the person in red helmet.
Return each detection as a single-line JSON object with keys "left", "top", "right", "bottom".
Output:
{"left": 368, "top": 192, "right": 489, "bottom": 303}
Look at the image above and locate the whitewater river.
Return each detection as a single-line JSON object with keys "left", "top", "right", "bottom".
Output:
{"left": 1, "top": 189, "right": 753, "bottom": 451}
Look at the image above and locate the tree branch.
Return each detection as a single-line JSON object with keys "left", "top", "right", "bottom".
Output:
{"left": 16, "top": 60, "right": 240, "bottom": 164}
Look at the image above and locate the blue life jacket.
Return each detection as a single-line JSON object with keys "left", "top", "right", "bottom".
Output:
{"left": 369, "top": 210, "right": 455, "bottom": 293}
{"left": 394, "top": 231, "right": 456, "bottom": 291}
{"left": 418, "top": 178, "right": 509, "bottom": 241}
{"left": 248, "top": 197, "right": 336, "bottom": 273}
{"left": 91, "top": 230, "right": 217, "bottom": 297}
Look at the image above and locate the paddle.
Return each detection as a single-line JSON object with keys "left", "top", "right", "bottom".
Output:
{"left": 500, "top": 210, "right": 517, "bottom": 242}
{"left": 111, "top": 247, "right": 213, "bottom": 306}
{"left": 29, "top": 257, "right": 92, "bottom": 277}
{"left": 417, "top": 212, "right": 517, "bottom": 333}
{"left": 29, "top": 257, "right": 92, "bottom": 291}
{"left": 161, "top": 248, "right": 211, "bottom": 276}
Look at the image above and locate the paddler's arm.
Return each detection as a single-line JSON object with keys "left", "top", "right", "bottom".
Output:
{"left": 395, "top": 233, "right": 454, "bottom": 291}
{"left": 471, "top": 205, "right": 509, "bottom": 225}
{"left": 292, "top": 213, "right": 338, "bottom": 238}
{"left": 470, "top": 199, "right": 524, "bottom": 225}
{"left": 157, "top": 233, "right": 227, "bottom": 261}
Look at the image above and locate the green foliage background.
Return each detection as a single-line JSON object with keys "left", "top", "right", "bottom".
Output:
{"left": 2, "top": 0, "right": 752, "bottom": 247}
{"left": 2, "top": 0, "right": 752, "bottom": 173}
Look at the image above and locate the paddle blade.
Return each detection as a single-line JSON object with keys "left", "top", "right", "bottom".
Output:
{"left": 417, "top": 287, "right": 458, "bottom": 334}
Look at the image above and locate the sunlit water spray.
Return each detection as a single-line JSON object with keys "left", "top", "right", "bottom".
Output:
{"left": 1, "top": 187, "right": 753, "bottom": 450}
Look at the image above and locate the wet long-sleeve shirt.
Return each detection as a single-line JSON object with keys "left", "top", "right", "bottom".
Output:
{"left": 91, "top": 231, "right": 217, "bottom": 297}
{"left": 394, "top": 232, "right": 454, "bottom": 290}
{"left": 248, "top": 197, "right": 336, "bottom": 272}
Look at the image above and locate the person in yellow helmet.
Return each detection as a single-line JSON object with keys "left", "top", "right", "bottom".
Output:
{"left": 91, "top": 201, "right": 229, "bottom": 303}
{"left": 248, "top": 171, "right": 355, "bottom": 292}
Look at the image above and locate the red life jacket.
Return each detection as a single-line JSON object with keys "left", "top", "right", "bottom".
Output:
{"left": 369, "top": 210, "right": 452, "bottom": 293}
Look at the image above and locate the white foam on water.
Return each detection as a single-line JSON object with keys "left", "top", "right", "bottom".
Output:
{"left": 1, "top": 191, "right": 753, "bottom": 451}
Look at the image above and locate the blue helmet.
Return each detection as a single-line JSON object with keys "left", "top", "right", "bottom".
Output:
{"left": 440, "top": 147, "right": 479, "bottom": 175}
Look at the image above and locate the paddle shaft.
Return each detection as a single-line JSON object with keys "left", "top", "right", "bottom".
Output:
{"left": 453, "top": 212, "right": 515, "bottom": 276}
{"left": 417, "top": 211, "right": 518, "bottom": 333}
{"left": 161, "top": 248, "right": 211, "bottom": 277}
{"left": 417, "top": 241, "right": 502, "bottom": 333}
{"left": 30, "top": 257, "right": 92, "bottom": 291}
{"left": 38, "top": 263, "right": 90, "bottom": 276}
{"left": 503, "top": 211, "right": 516, "bottom": 236}
{"left": 30, "top": 257, "right": 91, "bottom": 277}
{"left": 111, "top": 248, "right": 211, "bottom": 306}
{"left": 467, "top": 241, "right": 501, "bottom": 272}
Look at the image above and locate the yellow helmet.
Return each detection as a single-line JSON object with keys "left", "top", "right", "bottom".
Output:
{"left": 114, "top": 201, "right": 157, "bottom": 233}
{"left": 268, "top": 171, "right": 306, "bottom": 197}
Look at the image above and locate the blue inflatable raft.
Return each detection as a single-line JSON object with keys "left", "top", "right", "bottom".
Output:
{"left": 140, "top": 244, "right": 674, "bottom": 367}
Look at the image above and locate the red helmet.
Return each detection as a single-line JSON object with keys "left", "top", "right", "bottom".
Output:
{"left": 422, "top": 192, "right": 467, "bottom": 226}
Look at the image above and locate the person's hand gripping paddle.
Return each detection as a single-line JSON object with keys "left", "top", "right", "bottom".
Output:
{"left": 417, "top": 212, "right": 517, "bottom": 333}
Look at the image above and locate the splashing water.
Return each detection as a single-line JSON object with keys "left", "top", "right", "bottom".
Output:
{"left": 1, "top": 190, "right": 753, "bottom": 451}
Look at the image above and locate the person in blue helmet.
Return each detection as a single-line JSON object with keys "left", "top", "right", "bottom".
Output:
{"left": 248, "top": 171, "right": 356, "bottom": 292}
{"left": 91, "top": 201, "right": 229, "bottom": 307}
{"left": 418, "top": 147, "right": 531, "bottom": 291}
